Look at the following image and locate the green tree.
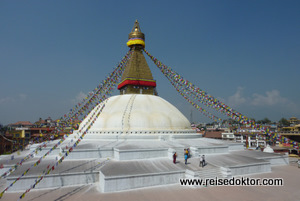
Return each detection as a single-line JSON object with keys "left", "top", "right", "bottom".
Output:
{"left": 263, "top": 117, "right": 271, "bottom": 124}
{"left": 0, "top": 123, "right": 8, "bottom": 135}
{"left": 257, "top": 118, "right": 271, "bottom": 125}
{"left": 278, "top": 118, "right": 290, "bottom": 127}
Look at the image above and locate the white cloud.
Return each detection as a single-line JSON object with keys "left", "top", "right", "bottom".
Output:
{"left": 0, "top": 94, "right": 27, "bottom": 104}
{"left": 225, "top": 88, "right": 300, "bottom": 114}
{"left": 251, "top": 90, "right": 287, "bottom": 106}
{"left": 227, "top": 87, "right": 246, "bottom": 106}
{"left": 76, "top": 91, "right": 87, "bottom": 102}
{"left": 227, "top": 88, "right": 295, "bottom": 108}
{"left": 71, "top": 91, "right": 87, "bottom": 104}
{"left": 0, "top": 96, "right": 15, "bottom": 104}
{"left": 19, "top": 93, "right": 27, "bottom": 101}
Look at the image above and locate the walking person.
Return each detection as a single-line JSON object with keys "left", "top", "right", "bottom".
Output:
{"left": 173, "top": 152, "right": 177, "bottom": 164}
{"left": 184, "top": 153, "right": 188, "bottom": 165}
{"left": 201, "top": 155, "right": 205, "bottom": 167}
{"left": 199, "top": 155, "right": 203, "bottom": 167}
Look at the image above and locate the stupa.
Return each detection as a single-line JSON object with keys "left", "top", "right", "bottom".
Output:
{"left": 0, "top": 21, "right": 288, "bottom": 196}
{"left": 79, "top": 20, "right": 195, "bottom": 139}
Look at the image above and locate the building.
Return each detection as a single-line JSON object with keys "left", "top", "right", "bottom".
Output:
{"left": 204, "top": 128, "right": 223, "bottom": 139}
{"left": 0, "top": 118, "right": 61, "bottom": 154}
{"left": 8, "top": 121, "right": 34, "bottom": 129}
{"left": 34, "top": 117, "right": 57, "bottom": 128}
{"left": 278, "top": 123, "right": 300, "bottom": 143}
{"left": 221, "top": 128, "right": 235, "bottom": 140}
{"left": 3, "top": 121, "right": 34, "bottom": 152}
{"left": 234, "top": 126, "right": 268, "bottom": 148}
{"left": 289, "top": 117, "right": 300, "bottom": 125}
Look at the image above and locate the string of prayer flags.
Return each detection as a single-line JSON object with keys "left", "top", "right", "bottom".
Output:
{"left": 144, "top": 49, "right": 299, "bottom": 150}
{"left": 19, "top": 99, "right": 108, "bottom": 200}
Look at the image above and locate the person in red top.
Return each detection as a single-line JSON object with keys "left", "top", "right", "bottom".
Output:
{"left": 173, "top": 152, "right": 177, "bottom": 164}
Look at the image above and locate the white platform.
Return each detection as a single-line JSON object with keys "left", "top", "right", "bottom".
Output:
{"left": 0, "top": 134, "right": 288, "bottom": 193}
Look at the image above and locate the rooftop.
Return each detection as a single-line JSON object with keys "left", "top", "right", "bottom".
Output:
{"left": 9, "top": 121, "right": 34, "bottom": 126}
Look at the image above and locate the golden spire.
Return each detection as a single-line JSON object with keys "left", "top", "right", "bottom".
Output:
{"left": 118, "top": 20, "right": 156, "bottom": 95}
{"left": 127, "top": 20, "right": 145, "bottom": 48}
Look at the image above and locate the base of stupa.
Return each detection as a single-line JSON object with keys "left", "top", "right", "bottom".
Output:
{"left": 0, "top": 135, "right": 288, "bottom": 193}
{"left": 82, "top": 133, "right": 203, "bottom": 140}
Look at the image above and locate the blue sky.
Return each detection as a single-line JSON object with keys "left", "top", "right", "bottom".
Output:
{"left": 0, "top": 0, "right": 299, "bottom": 125}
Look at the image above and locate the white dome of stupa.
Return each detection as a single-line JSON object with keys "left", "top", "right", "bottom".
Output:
{"left": 79, "top": 94, "right": 194, "bottom": 135}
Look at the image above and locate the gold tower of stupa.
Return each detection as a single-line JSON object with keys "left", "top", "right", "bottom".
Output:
{"left": 117, "top": 20, "right": 156, "bottom": 95}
